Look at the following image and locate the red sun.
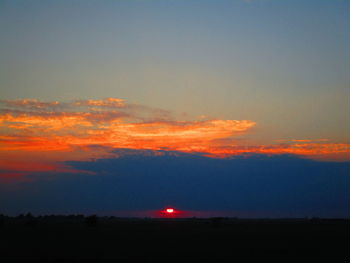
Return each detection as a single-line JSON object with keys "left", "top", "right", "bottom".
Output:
{"left": 158, "top": 207, "right": 180, "bottom": 217}
{"left": 166, "top": 208, "right": 174, "bottom": 214}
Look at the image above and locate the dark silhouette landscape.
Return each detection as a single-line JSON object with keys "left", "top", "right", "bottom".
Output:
{"left": 1, "top": 214, "right": 350, "bottom": 261}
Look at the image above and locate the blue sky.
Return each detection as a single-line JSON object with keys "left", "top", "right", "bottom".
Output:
{"left": 2, "top": 151, "right": 350, "bottom": 217}
{"left": 1, "top": 0, "right": 349, "bottom": 143}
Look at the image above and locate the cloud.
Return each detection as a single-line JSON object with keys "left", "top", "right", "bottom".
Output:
{"left": 0, "top": 98, "right": 256, "bottom": 177}
{"left": 0, "top": 98, "right": 256, "bottom": 153}
{"left": 0, "top": 98, "right": 63, "bottom": 111}
{"left": 1, "top": 97, "right": 350, "bottom": 179}
{"left": 74, "top": 98, "right": 125, "bottom": 108}
{"left": 202, "top": 143, "right": 350, "bottom": 159}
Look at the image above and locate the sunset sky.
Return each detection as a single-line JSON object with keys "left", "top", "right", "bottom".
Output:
{"left": 1, "top": 0, "right": 350, "bottom": 217}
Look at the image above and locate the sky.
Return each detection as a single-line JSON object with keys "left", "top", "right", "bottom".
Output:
{"left": 1, "top": 0, "right": 350, "bottom": 217}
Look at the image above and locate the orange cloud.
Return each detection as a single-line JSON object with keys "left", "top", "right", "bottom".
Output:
{"left": 74, "top": 98, "right": 125, "bottom": 108}
{"left": 200, "top": 143, "right": 350, "bottom": 158}
{"left": 0, "top": 98, "right": 256, "bottom": 152}
{"left": 0, "top": 98, "right": 62, "bottom": 110}
{"left": 0, "top": 119, "right": 256, "bottom": 151}
{"left": 1, "top": 98, "right": 350, "bottom": 178}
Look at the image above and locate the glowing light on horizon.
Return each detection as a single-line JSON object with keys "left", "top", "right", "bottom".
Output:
{"left": 166, "top": 208, "right": 174, "bottom": 213}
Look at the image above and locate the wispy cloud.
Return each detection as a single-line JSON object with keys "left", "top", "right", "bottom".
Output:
{"left": 0, "top": 98, "right": 256, "bottom": 152}
{"left": 1, "top": 98, "right": 350, "bottom": 178}
{"left": 0, "top": 98, "right": 255, "bottom": 176}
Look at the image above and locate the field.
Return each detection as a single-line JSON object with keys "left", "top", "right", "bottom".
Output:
{"left": 1, "top": 216, "right": 350, "bottom": 261}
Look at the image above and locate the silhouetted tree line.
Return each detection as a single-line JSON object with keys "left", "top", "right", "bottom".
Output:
{"left": 85, "top": 214, "right": 98, "bottom": 227}
{"left": 0, "top": 213, "right": 167, "bottom": 228}
{"left": 0, "top": 213, "right": 104, "bottom": 227}
{"left": 0, "top": 213, "right": 349, "bottom": 228}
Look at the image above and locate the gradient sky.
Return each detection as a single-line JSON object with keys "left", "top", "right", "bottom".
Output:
{"left": 1, "top": 0, "right": 350, "bottom": 217}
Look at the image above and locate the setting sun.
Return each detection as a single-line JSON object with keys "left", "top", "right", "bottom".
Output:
{"left": 166, "top": 208, "right": 174, "bottom": 213}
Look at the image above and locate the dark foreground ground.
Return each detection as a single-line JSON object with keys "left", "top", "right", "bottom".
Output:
{"left": 1, "top": 216, "right": 350, "bottom": 262}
